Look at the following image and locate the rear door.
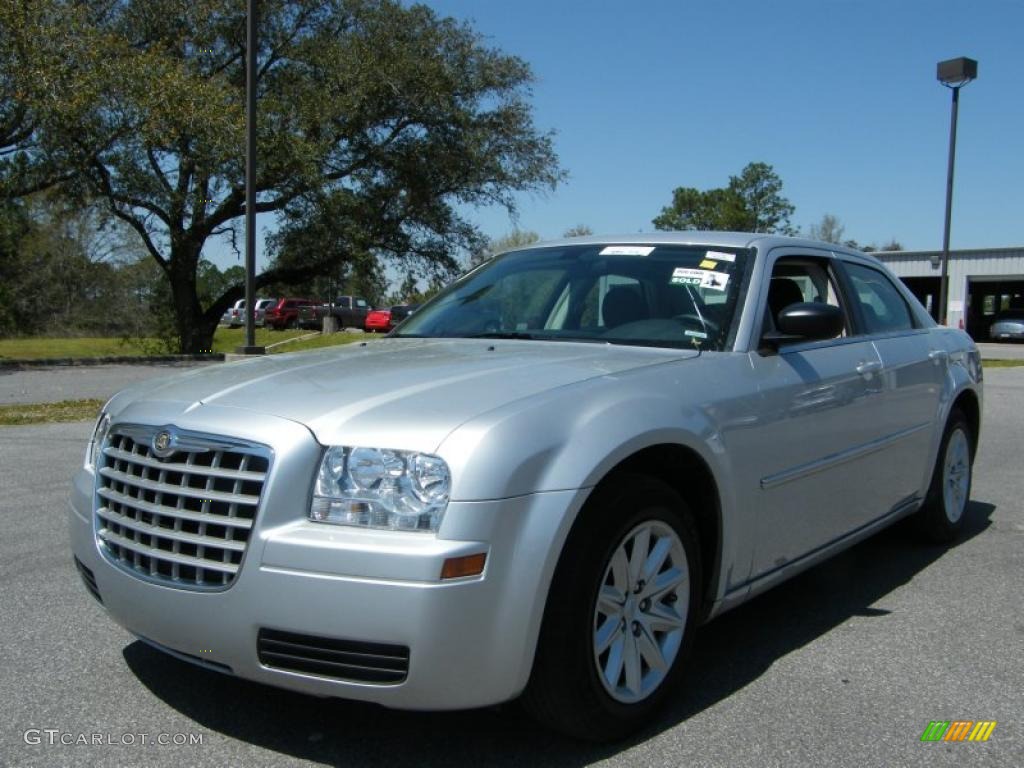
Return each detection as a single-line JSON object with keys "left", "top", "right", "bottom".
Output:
{"left": 837, "top": 260, "right": 946, "bottom": 503}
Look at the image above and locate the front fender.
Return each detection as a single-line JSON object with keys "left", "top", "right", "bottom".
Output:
{"left": 436, "top": 354, "right": 758, "bottom": 609}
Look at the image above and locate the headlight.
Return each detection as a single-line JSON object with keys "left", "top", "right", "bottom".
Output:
{"left": 310, "top": 446, "right": 451, "bottom": 532}
{"left": 85, "top": 411, "right": 111, "bottom": 471}
{"left": 968, "top": 349, "right": 983, "bottom": 383}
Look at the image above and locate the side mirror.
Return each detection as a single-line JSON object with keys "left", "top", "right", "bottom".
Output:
{"left": 762, "top": 302, "right": 844, "bottom": 349}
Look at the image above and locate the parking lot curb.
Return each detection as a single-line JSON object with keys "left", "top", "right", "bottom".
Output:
{"left": 0, "top": 354, "right": 224, "bottom": 370}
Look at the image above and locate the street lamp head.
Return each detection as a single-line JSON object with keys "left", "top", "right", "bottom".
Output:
{"left": 937, "top": 57, "right": 978, "bottom": 88}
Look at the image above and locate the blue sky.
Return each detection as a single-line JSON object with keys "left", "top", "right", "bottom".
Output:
{"left": 212, "top": 0, "right": 1022, "bottom": 271}
{"left": 428, "top": 0, "right": 1021, "bottom": 250}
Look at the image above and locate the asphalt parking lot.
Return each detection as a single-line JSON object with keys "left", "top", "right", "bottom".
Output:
{"left": 0, "top": 367, "right": 1021, "bottom": 767}
{"left": 0, "top": 362, "right": 214, "bottom": 405}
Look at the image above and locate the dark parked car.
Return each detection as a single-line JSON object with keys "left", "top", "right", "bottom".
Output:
{"left": 264, "top": 298, "right": 315, "bottom": 330}
{"left": 390, "top": 303, "right": 418, "bottom": 325}
{"left": 298, "top": 295, "right": 372, "bottom": 330}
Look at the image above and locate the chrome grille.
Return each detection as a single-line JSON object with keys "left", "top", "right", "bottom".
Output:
{"left": 94, "top": 425, "right": 270, "bottom": 590}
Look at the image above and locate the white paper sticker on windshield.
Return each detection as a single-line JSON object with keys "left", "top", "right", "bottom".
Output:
{"left": 600, "top": 246, "right": 655, "bottom": 256}
{"left": 671, "top": 267, "right": 705, "bottom": 282}
{"left": 670, "top": 267, "right": 730, "bottom": 291}
{"left": 706, "top": 250, "right": 736, "bottom": 262}
{"left": 684, "top": 329, "right": 708, "bottom": 339}
{"left": 700, "top": 271, "right": 730, "bottom": 291}
{"left": 671, "top": 267, "right": 709, "bottom": 287}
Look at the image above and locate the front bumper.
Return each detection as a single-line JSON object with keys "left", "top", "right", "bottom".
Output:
{"left": 68, "top": 408, "right": 581, "bottom": 710}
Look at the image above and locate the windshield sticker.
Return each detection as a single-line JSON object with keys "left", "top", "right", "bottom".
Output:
{"left": 600, "top": 246, "right": 656, "bottom": 256}
{"left": 671, "top": 267, "right": 707, "bottom": 286}
{"left": 699, "top": 259, "right": 718, "bottom": 269}
{"left": 700, "top": 271, "right": 729, "bottom": 291}
{"left": 684, "top": 329, "right": 708, "bottom": 339}
{"left": 670, "top": 267, "right": 729, "bottom": 291}
{"left": 706, "top": 250, "right": 736, "bottom": 262}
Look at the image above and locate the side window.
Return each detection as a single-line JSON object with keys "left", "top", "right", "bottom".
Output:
{"left": 765, "top": 258, "right": 848, "bottom": 338}
{"left": 843, "top": 263, "right": 915, "bottom": 334}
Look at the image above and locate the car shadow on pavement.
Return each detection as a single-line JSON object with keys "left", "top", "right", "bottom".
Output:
{"left": 123, "top": 501, "right": 994, "bottom": 767}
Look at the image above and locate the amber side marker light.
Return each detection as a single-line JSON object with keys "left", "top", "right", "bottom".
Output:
{"left": 441, "top": 553, "right": 487, "bottom": 580}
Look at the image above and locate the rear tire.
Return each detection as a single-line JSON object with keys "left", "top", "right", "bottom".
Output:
{"left": 914, "top": 409, "right": 974, "bottom": 543}
{"left": 522, "top": 474, "right": 701, "bottom": 741}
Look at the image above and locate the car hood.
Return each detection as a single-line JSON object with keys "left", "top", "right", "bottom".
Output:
{"left": 109, "top": 338, "right": 696, "bottom": 452}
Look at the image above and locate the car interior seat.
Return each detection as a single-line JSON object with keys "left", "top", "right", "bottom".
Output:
{"left": 602, "top": 286, "right": 649, "bottom": 328}
{"left": 767, "top": 277, "right": 805, "bottom": 322}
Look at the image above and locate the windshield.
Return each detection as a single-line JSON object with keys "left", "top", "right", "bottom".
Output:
{"left": 394, "top": 244, "right": 749, "bottom": 350}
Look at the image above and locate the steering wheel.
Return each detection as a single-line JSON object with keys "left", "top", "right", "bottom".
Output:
{"left": 673, "top": 313, "right": 720, "bottom": 336}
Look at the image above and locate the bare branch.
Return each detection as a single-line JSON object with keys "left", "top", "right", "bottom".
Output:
{"left": 146, "top": 148, "right": 172, "bottom": 193}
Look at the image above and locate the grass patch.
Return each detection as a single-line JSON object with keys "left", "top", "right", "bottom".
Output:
{"left": 268, "top": 332, "right": 376, "bottom": 354}
{"left": 211, "top": 327, "right": 308, "bottom": 354}
{"left": 0, "top": 327, "right": 309, "bottom": 360}
{"left": 0, "top": 336, "right": 153, "bottom": 360}
{"left": 982, "top": 359, "right": 1024, "bottom": 368}
{"left": 0, "top": 398, "right": 104, "bottom": 426}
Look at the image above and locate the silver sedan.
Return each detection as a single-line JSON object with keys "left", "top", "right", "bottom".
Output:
{"left": 989, "top": 311, "right": 1024, "bottom": 341}
{"left": 69, "top": 233, "right": 982, "bottom": 741}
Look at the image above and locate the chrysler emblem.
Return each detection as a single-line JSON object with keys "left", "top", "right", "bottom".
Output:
{"left": 152, "top": 430, "right": 174, "bottom": 457}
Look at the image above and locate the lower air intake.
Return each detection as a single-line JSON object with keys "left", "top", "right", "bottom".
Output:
{"left": 257, "top": 628, "right": 409, "bottom": 684}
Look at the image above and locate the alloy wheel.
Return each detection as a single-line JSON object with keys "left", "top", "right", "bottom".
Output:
{"left": 942, "top": 427, "right": 971, "bottom": 524}
{"left": 592, "top": 520, "right": 689, "bottom": 704}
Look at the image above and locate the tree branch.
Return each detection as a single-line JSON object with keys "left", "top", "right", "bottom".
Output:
{"left": 90, "top": 159, "right": 168, "bottom": 270}
{"left": 88, "top": 157, "right": 174, "bottom": 227}
{"left": 146, "top": 148, "right": 172, "bottom": 193}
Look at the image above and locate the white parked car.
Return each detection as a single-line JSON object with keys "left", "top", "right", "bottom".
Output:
{"left": 221, "top": 297, "right": 274, "bottom": 328}
{"left": 253, "top": 298, "right": 277, "bottom": 327}
{"left": 220, "top": 298, "right": 246, "bottom": 328}
{"left": 71, "top": 233, "right": 982, "bottom": 740}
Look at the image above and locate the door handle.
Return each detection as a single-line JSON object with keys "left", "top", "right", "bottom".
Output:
{"left": 928, "top": 349, "right": 949, "bottom": 363}
{"left": 856, "top": 360, "right": 882, "bottom": 376}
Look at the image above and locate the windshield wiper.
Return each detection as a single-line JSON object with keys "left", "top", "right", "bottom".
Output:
{"left": 465, "top": 331, "right": 537, "bottom": 340}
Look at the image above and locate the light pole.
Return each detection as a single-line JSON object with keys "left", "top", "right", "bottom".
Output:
{"left": 237, "top": 0, "right": 264, "bottom": 354}
{"left": 936, "top": 56, "right": 977, "bottom": 326}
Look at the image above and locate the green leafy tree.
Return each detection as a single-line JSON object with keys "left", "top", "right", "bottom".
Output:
{"left": 808, "top": 213, "right": 845, "bottom": 244}
{"left": 653, "top": 162, "right": 795, "bottom": 235}
{"left": 468, "top": 229, "right": 540, "bottom": 267}
{"left": 562, "top": 224, "right": 592, "bottom": 238}
{"left": 3, "top": 0, "right": 561, "bottom": 352}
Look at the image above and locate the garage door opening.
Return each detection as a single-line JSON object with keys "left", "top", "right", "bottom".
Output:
{"left": 966, "top": 277, "right": 1024, "bottom": 341}
{"left": 900, "top": 277, "right": 941, "bottom": 321}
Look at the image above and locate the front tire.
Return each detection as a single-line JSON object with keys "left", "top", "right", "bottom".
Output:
{"left": 914, "top": 409, "right": 974, "bottom": 543}
{"left": 522, "top": 474, "right": 701, "bottom": 741}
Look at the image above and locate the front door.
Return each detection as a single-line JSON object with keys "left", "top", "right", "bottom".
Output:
{"left": 747, "top": 255, "right": 892, "bottom": 578}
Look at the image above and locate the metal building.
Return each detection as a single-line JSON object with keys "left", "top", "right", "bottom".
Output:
{"left": 877, "top": 246, "right": 1024, "bottom": 340}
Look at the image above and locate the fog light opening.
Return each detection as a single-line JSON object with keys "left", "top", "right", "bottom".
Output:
{"left": 441, "top": 553, "right": 487, "bottom": 580}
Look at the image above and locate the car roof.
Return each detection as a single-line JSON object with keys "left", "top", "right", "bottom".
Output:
{"left": 508, "top": 231, "right": 876, "bottom": 261}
